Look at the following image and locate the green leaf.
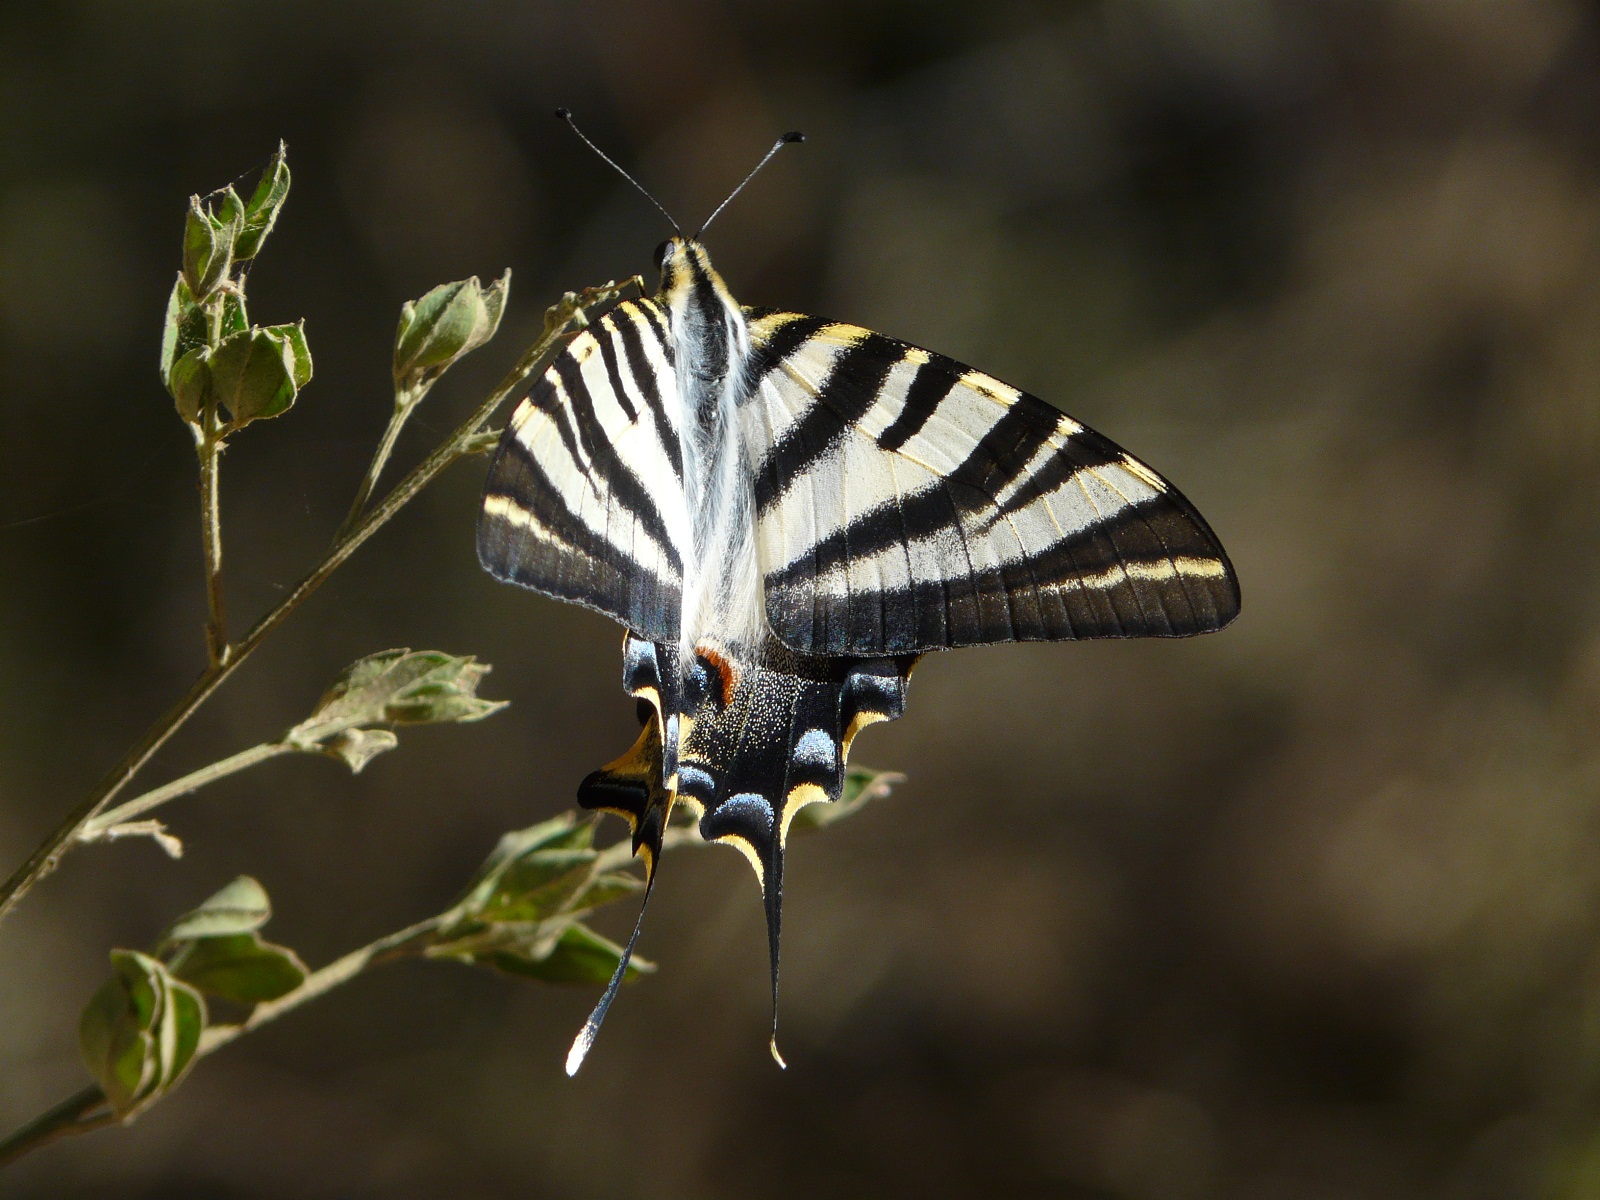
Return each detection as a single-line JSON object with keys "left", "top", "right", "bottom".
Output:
{"left": 78, "top": 956, "right": 156, "bottom": 1114}
{"left": 158, "top": 877, "right": 306, "bottom": 1006}
{"left": 159, "top": 273, "right": 250, "bottom": 428}
{"left": 478, "top": 922, "right": 655, "bottom": 987}
{"left": 164, "top": 875, "right": 271, "bottom": 941}
{"left": 168, "top": 346, "right": 213, "bottom": 426}
{"left": 569, "top": 869, "right": 645, "bottom": 915}
{"left": 161, "top": 974, "right": 205, "bottom": 1092}
{"left": 474, "top": 848, "right": 597, "bottom": 924}
{"left": 233, "top": 142, "right": 290, "bottom": 261}
{"left": 208, "top": 322, "right": 311, "bottom": 428}
{"left": 159, "top": 276, "right": 210, "bottom": 392}
{"left": 786, "top": 764, "right": 906, "bottom": 835}
{"left": 78, "top": 950, "right": 206, "bottom": 1119}
{"left": 215, "top": 186, "right": 245, "bottom": 232}
{"left": 392, "top": 271, "right": 510, "bottom": 389}
{"left": 218, "top": 288, "right": 249, "bottom": 340}
{"left": 279, "top": 321, "right": 312, "bottom": 388}
{"left": 288, "top": 649, "right": 508, "bottom": 751}
{"left": 170, "top": 932, "right": 307, "bottom": 1004}
{"left": 181, "top": 194, "right": 235, "bottom": 300}
{"left": 447, "top": 814, "right": 595, "bottom": 923}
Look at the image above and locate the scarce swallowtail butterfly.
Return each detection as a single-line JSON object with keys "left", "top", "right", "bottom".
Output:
{"left": 477, "top": 112, "right": 1240, "bottom": 1074}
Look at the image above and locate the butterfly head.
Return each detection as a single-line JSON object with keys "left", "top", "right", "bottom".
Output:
{"left": 652, "top": 236, "right": 740, "bottom": 321}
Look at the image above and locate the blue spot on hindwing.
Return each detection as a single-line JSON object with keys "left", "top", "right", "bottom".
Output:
{"left": 792, "top": 728, "right": 836, "bottom": 769}
{"left": 703, "top": 792, "right": 775, "bottom": 841}
{"left": 677, "top": 764, "right": 716, "bottom": 805}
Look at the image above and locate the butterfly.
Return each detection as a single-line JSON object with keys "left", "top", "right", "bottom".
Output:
{"left": 477, "top": 113, "right": 1240, "bottom": 1073}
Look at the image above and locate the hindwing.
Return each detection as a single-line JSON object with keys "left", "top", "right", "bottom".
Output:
{"left": 477, "top": 299, "right": 688, "bottom": 642}
{"left": 577, "top": 632, "right": 917, "bottom": 1066}
{"left": 741, "top": 310, "right": 1241, "bottom": 656}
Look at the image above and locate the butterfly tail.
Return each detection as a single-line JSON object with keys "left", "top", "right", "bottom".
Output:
{"left": 684, "top": 648, "right": 919, "bottom": 1066}
{"left": 564, "top": 867, "right": 658, "bottom": 1076}
{"left": 570, "top": 699, "right": 676, "bottom": 1075}
{"left": 762, "top": 839, "right": 787, "bottom": 1068}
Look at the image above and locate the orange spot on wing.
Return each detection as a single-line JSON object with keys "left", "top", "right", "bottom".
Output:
{"left": 696, "top": 643, "right": 740, "bottom": 707}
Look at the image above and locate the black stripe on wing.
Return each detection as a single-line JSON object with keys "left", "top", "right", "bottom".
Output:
{"left": 752, "top": 331, "right": 898, "bottom": 512}
{"left": 743, "top": 310, "right": 1240, "bottom": 655}
{"left": 477, "top": 301, "right": 686, "bottom": 642}
{"left": 876, "top": 356, "right": 960, "bottom": 451}
{"left": 615, "top": 307, "right": 683, "bottom": 478}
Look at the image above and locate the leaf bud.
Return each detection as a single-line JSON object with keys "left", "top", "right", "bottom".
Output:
{"left": 393, "top": 271, "right": 510, "bottom": 390}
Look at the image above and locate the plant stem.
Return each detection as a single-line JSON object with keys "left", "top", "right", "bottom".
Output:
{"left": 201, "top": 916, "right": 444, "bottom": 1054}
{"left": 199, "top": 292, "right": 231, "bottom": 667}
{"left": 0, "top": 1087, "right": 114, "bottom": 1168}
{"left": 0, "top": 277, "right": 637, "bottom": 928}
{"left": 334, "top": 385, "right": 429, "bottom": 544}
{"left": 199, "top": 429, "right": 229, "bottom": 667}
{"left": 80, "top": 742, "right": 296, "bottom": 840}
{"left": 0, "top": 813, "right": 702, "bottom": 1168}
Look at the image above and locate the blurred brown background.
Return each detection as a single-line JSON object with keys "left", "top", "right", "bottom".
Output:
{"left": 5, "top": 1, "right": 1600, "bottom": 1196}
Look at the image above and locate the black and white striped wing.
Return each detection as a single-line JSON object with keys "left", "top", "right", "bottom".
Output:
{"left": 743, "top": 311, "right": 1241, "bottom": 656}
{"left": 477, "top": 300, "right": 688, "bottom": 642}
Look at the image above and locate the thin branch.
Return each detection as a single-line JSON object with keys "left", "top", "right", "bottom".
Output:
{"left": 0, "top": 277, "right": 639, "bottom": 928}
{"left": 0, "top": 816, "right": 686, "bottom": 1167}
{"left": 198, "top": 431, "right": 229, "bottom": 667}
{"left": 0, "top": 1087, "right": 114, "bottom": 1168}
{"left": 334, "top": 384, "right": 431, "bottom": 543}
{"left": 199, "top": 294, "right": 231, "bottom": 667}
{"left": 200, "top": 915, "right": 445, "bottom": 1055}
{"left": 80, "top": 742, "right": 296, "bottom": 839}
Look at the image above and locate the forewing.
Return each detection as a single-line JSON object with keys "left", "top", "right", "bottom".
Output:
{"left": 742, "top": 310, "right": 1241, "bottom": 655}
{"left": 478, "top": 300, "right": 688, "bottom": 641}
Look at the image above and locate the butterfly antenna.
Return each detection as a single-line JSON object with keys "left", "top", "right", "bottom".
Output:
{"left": 695, "top": 131, "right": 805, "bottom": 238}
{"left": 564, "top": 866, "right": 658, "bottom": 1076}
{"left": 555, "top": 107, "right": 682, "bottom": 236}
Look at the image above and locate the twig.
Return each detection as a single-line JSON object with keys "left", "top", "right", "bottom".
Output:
{"left": 79, "top": 742, "right": 296, "bottom": 840}
{"left": 0, "top": 1087, "right": 114, "bottom": 1168}
{"left": 0, "top": 817, "right": 694, "bottom": 1167}
{"left": 198, "top": 290, "right": 232, "bottom": 667}
{"left": 0, "top": 278, "right": 639, "bottom": 928}
{"left": 334, "top": 383, "right": 431, "bottom": 543}
{"left": 198, "top": 429, "right": 228, "bottom": 667}
{"left": 198, "top": 915, "right": 446, "bottom": 1055}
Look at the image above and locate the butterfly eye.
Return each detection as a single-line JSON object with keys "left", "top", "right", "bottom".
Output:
{"left": 654, "top": 240, "right": 674, "bottom": 271}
